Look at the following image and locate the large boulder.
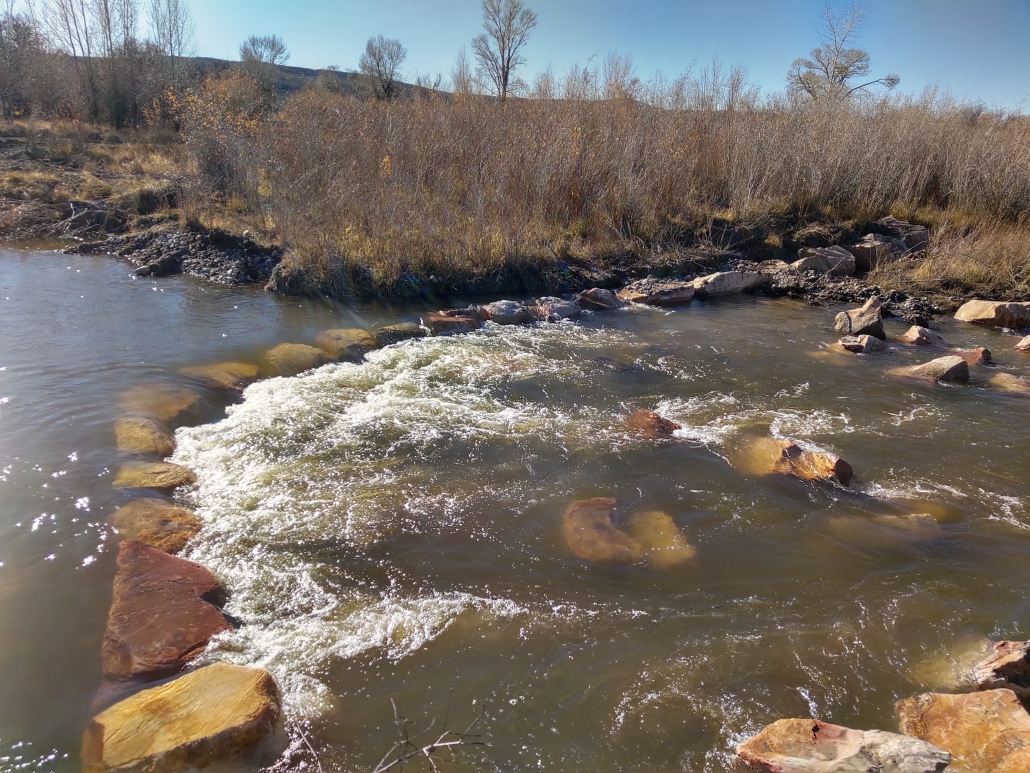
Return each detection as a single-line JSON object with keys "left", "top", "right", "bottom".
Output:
{"left": 805, "top": 245, "right": 856, "bottom": 277}
{"left": 952, "top": 347, "right": 992, "bottom": 367}
{"left": 114, "top": 418, "right": 176, "bottom": 457}
{"left": 878, "top": 216, "right": 930, "bottom": 250}
{"left": 109, "top": 499, "right": 202, "bottom": 555}
{"left": 738, "top": 718, "right": 949, "bottom": 773}
{"left": 974, "top": 640, "right": 1030, "bottom": 698}
{"left": 839, "top": 335, "right": 885, "bottom": 353}
{"left": 625, "top": 409, "right": 681, "bottom": 438}
{"left": 625, "top": 511, "right": 695, "bottom": 568}
{"left": 576, "top": 288, "right": 624, "bottom": 310}
{"left": 955, "top": 300, "right": 1030, "bottom": 329}
{"left": 739, "top": 437, "right": 853, "bottom": 487}
{"left": 118, "top": 384, "right": 202, "bottom": 424}
{"left": 314, "top": 328, "right": 376, "bottom": 362}
{"left": 617, "top": 278, "right": 695, "bottom": 306}
{"left": 562, "top": 498, "right": 641, "bottom": 564}
{"left": 898, "top": 326, "right": 948, "bottom": 347}
{"left": 373, "top": 322, "right": 426, "bottom": 347}
{"left": 834, "top": 296, "right": 886, "bottom": 339}
{"left": 845, "top": 234, "right": 904, "bottom": 272}
{"left": 101, "top": 540, "right": 231, "bottom": 683}
{"left": 82, "top": 663, "right": 280, "bottom": 773}
{"left": 482, "top": 300, "right": 533, "bottom": 325}
{"left": 692, "top": 270, "right": 773, "bottom": 298}
{"left": 534, "top": 296, "right": 580, "bottom": 320}
{"left": 790, "top": 254, "right": 831, "bottom": 273}
{"left": 896, "top": 689, "right": 1030, "bottom": 773}
{"left": 112, "top": 462, "right": 197, "bottom": 492}
{"left": 889, "top": 356, "right": 970, "bottom": 384}
{"left": 421, "top": 310, "right": 482, "bottom": 335}
{"left": 179, "top": 363, "right": 259, "bottom": 392}
{"left": 261, "top": 343, "right": 329, "bottom": 377}
{"left": 988, "top": 372, "right": 1030, "bottom": 397}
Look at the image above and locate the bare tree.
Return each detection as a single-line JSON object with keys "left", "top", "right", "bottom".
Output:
{"left": 787, "top": 2, "right": 899, "bottom": 101}
{"left": 148, "top": 0, "right": 194, "bottom": 82}
{"left": 449, "top": 46, "right": 474, "bottom": 95}
{"left": 358, "top": 34, "right": 406, "bottom": 100}
{"left": 471, "top": 0, "right": 537, "bottom": 101}
{"left": 43, "top": 0, "right": 101, "bottom": 119}
{"left": 240, "top": 33, "right": 289, "bottom": 87}
{"left": 0, "top": 0, "right": 48, "bottom": 120}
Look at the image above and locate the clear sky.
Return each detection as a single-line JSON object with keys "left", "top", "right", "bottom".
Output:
{"left": 192, "top": 0, "right": 1030, "bottom": 109}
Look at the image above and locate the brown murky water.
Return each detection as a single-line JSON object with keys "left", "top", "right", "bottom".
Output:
{"left": 3, "top": 246, "right": 1030, "bottom": 773}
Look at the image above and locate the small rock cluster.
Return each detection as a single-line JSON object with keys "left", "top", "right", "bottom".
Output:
{"left": 66, "top": 228, "right": 283, "bottom": 286}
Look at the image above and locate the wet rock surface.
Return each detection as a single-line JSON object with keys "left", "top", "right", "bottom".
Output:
{"left": 576, "top": 287, "right": 624, "bottom": 310}
{"left": 482, "top": 300, "right": 534, "bottom": 325}
{"left": 82, "top": 663, "right": 280, "bottom": 773}
{"left": 739, "top": 437, "right": 853, "bottom": 487}
{"left": 67, "top": 228, "right": 283, "bottom": 286}
{"left": 989, "top": 372, "right": 1030, "bottom": 396}
{"left": 953, "top": 347, "right": 992, "bottom": 367}
{"left": 117, "top": 384, "right": 202, "bottom": 424}
{"left": 1015, "top": 335, "right": 1030, "bottom": 352}
{"left": 314, "top": 328, "right": 375, "bottom": 362}
{"left": 617, "top": 277, "right": 695, "bottom": 306}
{"left": 179, "top": 362, "right": 259, "bottom": 392}
{"left": 111, "top": 461, "right": 197, "bottom": 491}
{"left": 114, "top": 417, "right": 176, "bottom": 457}
{"left": 109, "top": 499, "right": 202, "bottom": 555}
{"left": 889, "top": 356, "right": 970, "bottom": 384}
{"left": 421, "top": 310, "right": 482, "bottom": 335}
{"left": 834, "top": 296, "right": 886, "bottom": 339}
{"left": 261, "top": 343, "right": 330, "bottom": 377}
{"left": 896, "top": 688, "right": 1030, "bottom": 773}
{"left": 692, "top": 270, "right": 773, "bottom": 298}
{"left": 562, "top": 498, "right": 642, "bottom": 564}
{"left": 737, "top": 718, "right": 949, "bottom": 773}
{"left": 625, "top": 409, "right": 681, "bottom": 438}
{"left": 534, "top": 296, "right": 581, "bottom": 320}
{"left": 101, "top": 540, "right": 231, "bottom": 683}
{"left": 955, "top": 300, "right": 1030, "bottom": 329}
{"left": 974, "top": 640, "right": 1030, "bottom": 698}
{"left": 899, "top": 326, "right": 948, "bottom": 347}
{"left": 840, "top": 334, "right": 885, "bottom": 353}
{"left": 625, "top": 511, "right": 695, "bottom": 568}
{"left": 372, "top": 322, "right": 427, "bottom": 346}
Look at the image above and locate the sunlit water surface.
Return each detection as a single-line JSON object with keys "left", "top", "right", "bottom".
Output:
{"left": 3, "top": 246, "right": 1030, "bottom": 773}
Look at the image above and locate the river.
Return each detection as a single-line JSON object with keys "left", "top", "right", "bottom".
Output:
{"left": 2, "top": 245, "right": 1030, "bottom": 773}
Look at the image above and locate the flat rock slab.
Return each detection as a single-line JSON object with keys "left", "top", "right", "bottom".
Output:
{"left": 896, "top": 688, "right": 1030, "bottom": 773}
{"left": 840, "top": 335, "right": 885, "bottom": 353}
{"left": 576, "top": 288, "right": 623, "bottom": 310}
{"left": 118, "top": 384, "right": 202, "bottom": 423}
{"left": 261, "top": 343, "right": 329, "bottom": 377}
{"left": 899, "top": 326, "right": 948, "bottom": 347}
{"left": 421, "top": 311, "right": 482, "bottom": 335}
{"left": 562, "top": 498, "right": 641, "bottom": 564}
{"left": 625, "top": 409, "right": 681, "bottom": 438}
{"left": 102, "top": 540, "right": 230, "bottom": 683}
{"left": 109, "top": 499, "right": 202, "bottom": 554}
{"left": 617, "top": 278, "right": 695, "bottom": 306}
{"left": 482, "top": 300, "right": 533, "bottom": 325}
{"left": 953, "top": 347, "right": 992, "bottom": 366}
{"left": 534, "top": 296, "right": 580, "bottom": 320}
{"left": 738, "top": 718, "right": 949, "bottom": 773}
{"left": 974, "top": 640, "right": 1030, "bottom": 697}
{"left": 179, "top": 362, "right": 259, "bottom": 392}
{"left": 989, "top": 372, "right": 1030, "bottom": 396}
{"left": 82, "top": 662, "right": 280, "bottom": 773}
{"left": 314, "top": 328, "right": 376, "bottom": 361}
{"left": 112, "top": 462, "right": 196, "bottom": 492}
{"left": 834, "top": 296, "right": 886, "bottom": 339}
{"left": 955, "top": 300, "right": 1030, "bottom": 329}
{"left": 626, "top": 511, "right": 695, "bottom": 568}
{"left": 692, "top": 270, "right": 773, "bottom": 298}
{"left": 889, "top": 356, "right": 969, "bottom": 384}
{"left": 373, "top": 322, "right": 427, "bottom": 347}
{"left": 114, "top": 418, "right": 175, "bottom": 457}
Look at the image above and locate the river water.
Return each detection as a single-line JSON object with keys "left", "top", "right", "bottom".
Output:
{"left": 3, "top": 245, "right": 1030, "bottom": 773}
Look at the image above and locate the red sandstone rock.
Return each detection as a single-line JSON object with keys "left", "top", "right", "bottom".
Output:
{"left": 898, "top": 326, "right": 948, "bottom": 347}
{"left": 421, "top": 311, "right": 481, "bottom": 335}
{"left": 974, "top": 640, "right": 1030, "bottom": 698}
{"left": 889, "top": 356, "right": 969, "bottom": 383}
{"left": 625, "top": 409, "right": 681, "bottom": 438}
{"left": 952, "top": 347, "right": 992, "bottom": 366}
{"left": 562, "top": 498, "right": 641, "bottom": 564}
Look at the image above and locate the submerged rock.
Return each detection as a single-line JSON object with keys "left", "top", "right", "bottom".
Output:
{"left": 626, "top": 511, "right": 696, "bottom": 568}
{"left": 534, "top": 296, "right": 580, "bottom": 320}
{"left": 112, "top": 462, "right": 196, "bottom": 492}
{"left": 738, "top": 718, "right": 949, "bottom": 773}
{"left": 692, "top": 270, "right": 773, "bottom": 298}
{"left": 421, "top": 310, "right": 482, "bottom": 335}
{"left": 625, "top": 409, "right": 681, "bottom": 438}
{"left": 261, "top": 343, "right": 329, "bottom": 377}
{"left": 739, "top": 437, "right": 853, "bottom": 487}
{"left": 482, "top": 300, "right": 533, "bottom": 325}
{"left": 617, "top": 278, "right": 695, "bottom": 306}
{"left": 899, "top": 326, "right": 948, "bottom": 347}
{"left": 889, "top": 356, "right": 969, "bottom": 384}
{"left": 114, "top": 417, "right": 175, "bottom": 457}
{"left": 179, "top": 362, "right": 259, "bottom": 392}
{"left": 118, "top": 384, "right": 202, "bottom": 424}
{"left": 952, "top": 347, "right": 992, "bottom": 367}
{"left": 314, "top": 328, "right": 376, "bottom": 362}
{"left": 896, "top": 688, "right": 1030, "bottom": 773}
{"left": 373, "top": 322, "right": 426, "bottom": 347}
{"left": 1015, "top": 335, "right": 1030, "bottom": 352}
{"left": 988, "top": 372, "right": 1030, "bottom": 396}
{"left": 834, "top": 296, "right": 886, "bottom": 339}
{"left": 839, "top": 335, "right": 885, "bottom": 353}
{"left": 562, "top": 498, "right": 641, "bottom": 564}
{"left": 974, "top": 640, "right": 1030, "bottom": 698}
{"left": 576, "top": 288, "right": 623, "bottom": 310}
{"left": 82, "top": 662, "right": 280, "bottom": 773}
{"left": 101, "top": 540, "right": 230, "bottom": 683}
{"left": 955, "top": 300, "right": 1030, "bottom": 329}
{"left": 109, "top": 499, "right": 201, "bottom": 555}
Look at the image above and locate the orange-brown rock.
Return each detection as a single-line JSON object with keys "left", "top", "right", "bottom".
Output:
{"left": 898, "top": 326, "right": 948, "bottom": 347}
{"left": 109, "top": 499, "right": 202, "bottom": 554}
{"left": 974, "top": 640, "right": 1030, "bottom": 698}
{"left": 562, "top": 498, "right": 642, "bottom": 564}
{"left": 179, "top": 362, "right": 259, "bottom": 392}
{"left": 261, "top": 343, "right": 329, "bottom": 377}
{"left": 738, "top": 718, "right": 949, "bottom": 773}
{"left": 114, "top": 417, "right": 175, "bottom": 457}
{"left": 626, "top": 511, "right": 695, "bottom": 568}
{"left": 625, "top": 409, "right": 681, "bottom": 438}
{"left": 896, "top": 689, "right": 1030, "bottom": 773}
{"left": 739, "top": 437, "right": 853, "bottom": 487}
{"left": 888, "top": 356, "right": 969, "bottom": 383}
{"left": 314, "top": 328, "right": 376, "bottom": 361}
{"left": 101, "top": 540, "right": 231, "bottom": 684}
{"left": 955, "top": 300, "right": 1030, "bottom": 329}
{"left": 952, "top": 347, "right": 992, "bottom": 366}
{"left": 421, "top": 311, "right": 482, "bottom": 335}
{"left": 82, "top": 663, "right": 280, "bottom": 773}
{"left": 111, "top": 462, "right": 196, "bottom": 492}
{"left": 834, "top": 296, "right": 885, "bottom": 339}
{"left": 988, "top": 372, "right": 1030, "bottom": 397}
{"left": 617, "top": 278, "right": 695, "bottom": 306}
{"left": 1015, "top": 335, "right": 1030, "bottom": 352}
{"left": 118, "top": 384, "right": 202, "bottom": 423}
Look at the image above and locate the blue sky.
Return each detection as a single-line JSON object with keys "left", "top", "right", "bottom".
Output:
{"left": 192, "top": 0, "right": 1030, "bottom": 109}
